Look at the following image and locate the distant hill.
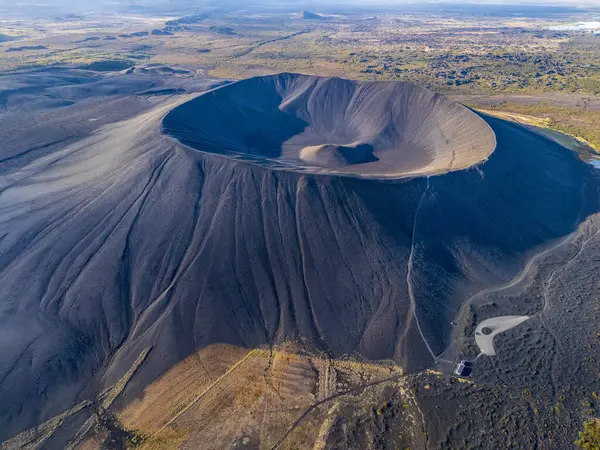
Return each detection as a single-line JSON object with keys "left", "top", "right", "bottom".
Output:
{"left": 165, "top": 13, "right": 209, "bottom": 27}
{"left": 79, "top": 60, "right": 134, "bottom": 72}
{"left": 209, "top": 26, "right": 236, "bottom": 36}
{"left": 293, "top": 10, "right": 329, "bottom": 20}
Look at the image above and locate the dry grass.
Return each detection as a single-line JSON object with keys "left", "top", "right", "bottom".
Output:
{"left": 111, "top": 344, "right": 403, "bottom": 449}
{"left": 119, "top": 344, "right": 250, "bottom": 435}
{"left": 476, "top": 108, "right": 599, "bottom": 154}
{"left": 473, "top": 104, "right": 600, "bottom": 153}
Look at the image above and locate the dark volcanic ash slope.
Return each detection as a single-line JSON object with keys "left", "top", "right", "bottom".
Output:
{"left": 0, "top": 72, "right": 598, "bottom": 445}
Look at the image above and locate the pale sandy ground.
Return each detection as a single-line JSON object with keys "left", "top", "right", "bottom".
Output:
{"left": 474, "top": 316, "right": 530, "bottom": 356}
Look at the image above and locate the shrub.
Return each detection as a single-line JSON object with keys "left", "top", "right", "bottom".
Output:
{"left": 575, "top": 419, "right": 600, "bottom": 450}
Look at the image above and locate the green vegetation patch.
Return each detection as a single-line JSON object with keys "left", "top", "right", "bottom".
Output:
{"left": 576, "top": 418, "right": 600, "bottom": 450}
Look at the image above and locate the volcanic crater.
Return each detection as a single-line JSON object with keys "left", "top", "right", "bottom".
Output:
{"left": 162, "top": 73, "right": 497, "bottom": 178}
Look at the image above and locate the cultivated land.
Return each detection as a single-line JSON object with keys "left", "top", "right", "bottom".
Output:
{"left": 1, "top": 3, "right": 600, "bottom": 450}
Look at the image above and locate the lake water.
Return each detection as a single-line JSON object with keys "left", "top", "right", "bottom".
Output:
{"left": 550, "top": 21, "right": 600, "bottom": 31}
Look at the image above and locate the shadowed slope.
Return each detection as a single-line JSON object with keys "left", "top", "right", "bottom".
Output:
{"left": 162, "top": 74, "right": 496, "bottom": 178}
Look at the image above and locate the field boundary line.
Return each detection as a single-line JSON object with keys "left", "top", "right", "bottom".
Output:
{"left": 149, "top": 348, "right": 259, "bottom": 439}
